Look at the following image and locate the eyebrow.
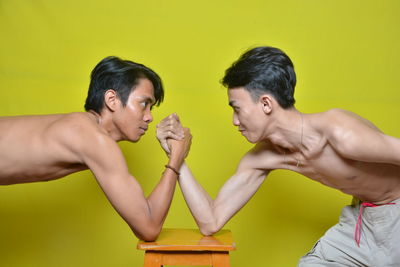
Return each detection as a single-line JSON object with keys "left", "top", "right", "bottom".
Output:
{"left": 138, "top": 95, "right": 156, "bottom": 104}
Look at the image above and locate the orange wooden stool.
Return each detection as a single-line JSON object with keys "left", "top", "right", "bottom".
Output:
{"left": 137, "top": 228, "right": 236, "bottom": 267}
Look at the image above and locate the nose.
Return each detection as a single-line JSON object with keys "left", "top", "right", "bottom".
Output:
{"left": 144, "top": 108, "right": 153, "bottom": 123}
{"left": 233, "top": 112, "right": 240, "bottom": 126}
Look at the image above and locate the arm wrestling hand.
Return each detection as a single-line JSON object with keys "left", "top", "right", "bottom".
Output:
{"left": 156, "top": 113, "right": 185, "bottom": 154}
{"left": 168, "top": 127, "right": 192, "bottom": 162}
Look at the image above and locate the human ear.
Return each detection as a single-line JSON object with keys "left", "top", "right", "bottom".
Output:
{"left": 104, "top": 89, "right": 119, "bottom": 112}
{"left": 260, "top": 95, "right": 273, "bottom": 114}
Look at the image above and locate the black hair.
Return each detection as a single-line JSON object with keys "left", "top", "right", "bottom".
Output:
{"left": 222, "top": 46, "right": 296, "bottom": 109}
{"left": 84, "top": 56, "right": 164, "bottom": 113}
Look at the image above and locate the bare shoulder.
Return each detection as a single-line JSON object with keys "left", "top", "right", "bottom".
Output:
{"left": 319, "top": 108, "right": 380, "bottom": 135}
{"left": 238, "top": 142, "right": 280, "bottom": 172}
{"left": 316, "top": 108, "right": 383, "bottom": 148}
{"left": 328, "top": 108, "right": 378, "bottom": 127}
{"left": 51, "top": 113, "right": 104, "bottom": 141}
{"left": 56, "top": 112, "right": 98, "bottom": 128}
{"left": 50, "top": 113, "right": 119, "bottom": 162}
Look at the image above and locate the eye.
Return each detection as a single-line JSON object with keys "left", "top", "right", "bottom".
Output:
{"left": 141, "top": 101, "right": 155, "bottom": 111}
{"left": 141, "top": 101, "right": 149, "bottom": 108}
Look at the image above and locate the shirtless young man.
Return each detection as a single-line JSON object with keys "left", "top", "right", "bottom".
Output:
{"left": 157, "top": 47, "right": 400, "bottom": 266}
{"left": 0, "top": 56, "right": 191, "bottom": 241}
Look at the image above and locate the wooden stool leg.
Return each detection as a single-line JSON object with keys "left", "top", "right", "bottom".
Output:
{"left": 211, "top": 252, "right": 230, "bottom": 267}
{"left": 143, "top": 251, "right": 162, "bottom": 267}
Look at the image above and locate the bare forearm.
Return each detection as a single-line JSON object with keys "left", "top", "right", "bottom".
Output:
{"left": 146, "top": 156, "right": 183, "bottom": 233}
{"left": 179, "top": 163, "right": 219, "bottom": 235}
{"left": 139, "top": 125, "right": 191, "bottom": 240}
{"left": 179, "top": 163, "right": 268, "bottom": 236}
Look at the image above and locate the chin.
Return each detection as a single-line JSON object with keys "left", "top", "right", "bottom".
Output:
{"left": 129, "top": 134, "right": 142, "bottom": 143}
{"left": 243, "top": 135, "right": 257, "bottom": 144}
{"left": 244, "top": 133, "right": 262, "bottom": 144}
{"left": 247, "top": 138, "right": 258, "bottom": 144}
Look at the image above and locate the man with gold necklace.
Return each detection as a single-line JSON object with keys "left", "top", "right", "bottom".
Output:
{"left": 157, "top": 46, "right": 400, "bottom": 266}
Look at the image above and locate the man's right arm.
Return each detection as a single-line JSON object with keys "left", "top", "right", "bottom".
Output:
{"left": 178, "top": 151, "right": 269, "bottom": 235}
{"left": 78, "top": 129, "right": 191, "bottom": 241}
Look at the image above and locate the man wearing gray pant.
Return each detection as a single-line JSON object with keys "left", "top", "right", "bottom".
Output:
{"left": 157, "top": 46, "right": 400, "bottom": 266}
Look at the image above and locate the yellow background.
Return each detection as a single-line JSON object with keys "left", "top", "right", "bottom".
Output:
{"left": 1, "top": 1, "right": 399, "bottom": 266}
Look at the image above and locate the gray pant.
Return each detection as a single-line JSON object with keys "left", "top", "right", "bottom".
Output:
{"left": 298, "top": 198, "right": 400, "bottom": 267}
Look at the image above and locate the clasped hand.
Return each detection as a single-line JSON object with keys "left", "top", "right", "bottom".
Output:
{"left": 156, "top": 113, "right": 191, "bottom": 158}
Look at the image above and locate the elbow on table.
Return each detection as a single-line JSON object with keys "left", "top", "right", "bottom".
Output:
{"left": 132, "top": 225, "right": 161, "bottom": 242}
{"left": 199, "top": 223, "right": 221, "bottom": 236}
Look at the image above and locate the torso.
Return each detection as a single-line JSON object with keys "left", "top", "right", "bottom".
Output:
{"left": 252, "top": 110, "right": 400, "bottom": 204}
{"left": 0, "top": 113, "right": 99, "bottom": 185}
{"left": 283, "top": 142, "right": 400, "bottom": 204}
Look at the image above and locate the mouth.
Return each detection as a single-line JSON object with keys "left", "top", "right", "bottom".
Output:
{"left": 139, "top": 126, "right": 148, "bottom": 133}
{"left": 238, "top": 129, "right": 247, "bottom": 136}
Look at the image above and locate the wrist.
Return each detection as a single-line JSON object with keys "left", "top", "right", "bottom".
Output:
{"left": 165, "top": 165, "right": 180, "bottom": 176}
{"left": 168, "top": 152, "right": 184, "bottom": 168}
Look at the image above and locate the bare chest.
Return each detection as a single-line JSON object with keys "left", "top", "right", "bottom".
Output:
{"left": 280, "top": 144, "right": 400, "bottom": 200}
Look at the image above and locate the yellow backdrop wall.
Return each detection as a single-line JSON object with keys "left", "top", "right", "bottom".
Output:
{"left": 1, "top": 1, "right": 399, "bottom": 266}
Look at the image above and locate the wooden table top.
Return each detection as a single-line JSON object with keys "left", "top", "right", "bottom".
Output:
{"left": 137, "top": 228, "right": 236, "bottom": 252}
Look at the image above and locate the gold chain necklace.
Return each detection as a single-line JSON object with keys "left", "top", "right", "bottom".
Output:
{"left": 283, "top": 113, "right": 303, "bottom": 167}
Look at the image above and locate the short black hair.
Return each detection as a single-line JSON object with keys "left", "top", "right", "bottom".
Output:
{"left": 222, "top": 46, "right": 296, "bottom": 109}
{"left": 84, "top": 56, "right": 164, "bottom": 113}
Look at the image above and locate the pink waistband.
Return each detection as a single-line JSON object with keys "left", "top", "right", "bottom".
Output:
{"left": 354, "top": 201, "right": 396, "bottom": 247}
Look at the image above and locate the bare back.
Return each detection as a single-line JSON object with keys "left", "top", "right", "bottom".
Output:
{"left": 0, "top": 113, "right": 100, "bottom": 184}
{"left": 248, "top": 109, "right": 400, "bottom": 204}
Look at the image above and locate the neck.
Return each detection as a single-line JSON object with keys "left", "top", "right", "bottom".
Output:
{"left": 87, "top": 110, "right": 121, "bottom": 141}
{"left": 88, "top": 110, "right": 101, "bottom": 124}
{"left": 264, "top": 108, "right": 304, "bottom": 153}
